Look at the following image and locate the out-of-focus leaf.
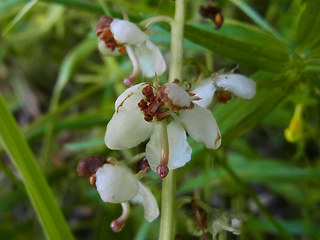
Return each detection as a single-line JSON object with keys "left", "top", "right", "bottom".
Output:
{"left": 248, "top": 218, "right": 318, "bottom": 236}
{"left": 184, "top": 22, "right": 290, "bottom": 72}
{"left": 65, "top": 138, "right": 104, "bottom": 150}
{"left": 178, "top": 153, "right": 320, "bottom": 193}
{"left": 0, "top": 93, "right": 75, "bottom": 240}
{"left": 296, "top": 0, "right": 320, "bottom": 50}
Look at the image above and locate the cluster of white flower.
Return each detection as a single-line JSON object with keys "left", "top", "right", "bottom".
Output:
{"left": 79, "top": 16, "right": 257, "bottom": 230}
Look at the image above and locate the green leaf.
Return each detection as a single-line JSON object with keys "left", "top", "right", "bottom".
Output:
{"left": 179, "top": 152, "right": 320, "bottom": 193}
{"left": 296, "top": 0, "right": 320, "bottom": 50}
{"left": 0, "top": 93, "right": 75, "bottom": 240}
{"left": 184, "top": 22, "right": 290, "bottom": 72}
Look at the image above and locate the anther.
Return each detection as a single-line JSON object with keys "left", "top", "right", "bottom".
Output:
{"left": 156, "top": 164, "right": 169, "bottom": 178}
{"left": 217, "top": 91, "right": 231, "bottom": 103}
{"left": 155, "top": 112, "right": 170, "bottom": 121}
{"left": 77, "top": 156, "right": 106, "bottom": 178}
{"left": 136, "top": 157, "right": 150, "bottom": 173}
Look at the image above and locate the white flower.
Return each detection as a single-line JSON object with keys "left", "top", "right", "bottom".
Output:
{"left": 95, "top": 163, "right": 159, "bottom": 222}
{"left": 192, "top": 73, "right": 256, "bottom": 108}
{"left": 96, "top": 16, "right": 166, "bottom": 87}
{"left": 104, "top": 82, "right": 221, "bottom": 178}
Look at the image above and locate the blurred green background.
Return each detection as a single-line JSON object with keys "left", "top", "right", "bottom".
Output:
{"left": 0, "top": 0, "right": 319, "bottom": 239}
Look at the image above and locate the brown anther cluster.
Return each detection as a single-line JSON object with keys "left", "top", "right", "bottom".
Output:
{"left": 136, "top": 157, "right": 150, "bottom": 173}
{"left": 77, "top": 156, "right": 106, "bottom": 178}
{"left": 138, "top": 84, "right": 171, "bottom": 122}
{"left": 77, "top": 156, "right": 106, "bottom": 188}
{"left": 199, "top": 4, "right": 224, "bottom": 29}
{"left": 96, "top": 16, "right": 126, "bottom": 53}
{"left": 217, "top": 91, "right": 231, "bottom": 103}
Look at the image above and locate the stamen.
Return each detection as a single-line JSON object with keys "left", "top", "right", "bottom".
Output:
{"left": 77, "top": 156, "right": 106, "bottom": 178}
{"left": 149, "top": 102, "right": 162, "bottom": 114}
{"left": 217, "top": 91, "right": 231, "bottom": 103}
{"left": 155, "top": 112, "right": 171, "bottom": 121}
{"left": 110, "top": 202, "right": 131, "bottom": 232}
{"left": 136, "top": 157, "right": 150, "bottom": 179}
{"left": 142, "top": 85, "right": 155, "bottom": 102}
{"left": 89, "top": 174, "right": 97, "bottom": 188}
{"left": 124, "top": 46, "right": 140, "bottom": 88}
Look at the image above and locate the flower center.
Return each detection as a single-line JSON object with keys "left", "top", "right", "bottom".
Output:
{"left": 138, "top": 84, "right": 171, "bottom": 122}
{"left": 96, "top": 16, "right": 126, "bottom": 54}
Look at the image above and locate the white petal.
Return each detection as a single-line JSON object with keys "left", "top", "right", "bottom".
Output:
{"left": 110, "top": 19, "right": 148, "bottom": 45}
{"left": 214, "top": 74, "right": 256, "bottom": 100}
{"left": 167, "top": 120, "right": 192, "bottom": 170}
{"left": 131, "top": 182, "right": 159, "bottom": 222}
{"left": 191, "top": 79, "right": 216, "bottom": 108}
{"left": 105, "top": 108, "right": 153, "bottom": 149}
{"left": 146, "top": 121, "right": 192, "bottom": 171}
{"left": 134, "top": 40, "right": 167, "bottom": 77}
{"left": 145, "top": 123, "right": 161, "bottom": 171}
{"left": 96, "top": 164, "right": 139, "bottom": 203}
{"left": 115, "top": 82, "right": 149, "bottom": 111}
{"left": 98, "top": 39, "right": 122, "bottom": 56}
{"left": 179, "top": 104, "right": 221, "bottom": 149}
{"left": 163, "top": 83, "right": 192, "bottom": 109}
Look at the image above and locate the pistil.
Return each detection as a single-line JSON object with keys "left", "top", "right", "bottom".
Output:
{"left": 110, "top": 202, "right": 131, "bottom": 232}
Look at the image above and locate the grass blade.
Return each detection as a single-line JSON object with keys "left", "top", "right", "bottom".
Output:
{"left": 0, "top": 93, "right": 75, "bottom": 240}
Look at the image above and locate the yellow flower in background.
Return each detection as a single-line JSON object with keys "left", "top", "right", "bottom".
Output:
{"left": 285, "top": 103, "right": 304, "bottom": 143}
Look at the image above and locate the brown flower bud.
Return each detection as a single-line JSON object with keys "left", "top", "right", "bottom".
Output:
{"left": 136, "top": 157, "right": 150, "bottom": 173}
{"left": 77, "top": 156, "right": 106, "bottom": 178}
{"left": 199, "top": 5, "right": 224, "bottom": 29}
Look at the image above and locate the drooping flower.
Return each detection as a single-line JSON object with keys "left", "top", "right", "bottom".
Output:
{"left": 95, "top": 163, "right": 159, "bottom": 222}
{"left": 192, "top": 73, "right": 256, "bottom": 108}
{"left": 104, "top": 82, "right": 221, "bottom": 178}
{"left": 96, "top": 16, "right": 167, "bottom": 87}
{"left": 77, "top": 157, "right": 159, "bottom": 231}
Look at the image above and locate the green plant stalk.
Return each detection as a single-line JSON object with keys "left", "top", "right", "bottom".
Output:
{"left": 168, "top": 0, "right": 185, "bottom": 83}
{"left": 0, "top": 93, "right": 75, "bottom": 240}
{"left": 159, "top": 0, "right": 185, "bottom": 239}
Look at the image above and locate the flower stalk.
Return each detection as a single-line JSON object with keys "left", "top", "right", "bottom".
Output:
{"left": 159, "top": 0, "right": 185, "bottom": 239}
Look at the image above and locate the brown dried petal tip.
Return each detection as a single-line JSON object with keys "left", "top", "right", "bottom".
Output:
{"left": 77, "top": 156, "right": 106, "bottom": 178}
{"left": 96, "top": 16, "right": 113, "bottom": 36}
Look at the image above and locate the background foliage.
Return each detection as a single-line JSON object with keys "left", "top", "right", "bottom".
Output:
{"left": 0, "top": 0, "right": 319, "bottom": 239}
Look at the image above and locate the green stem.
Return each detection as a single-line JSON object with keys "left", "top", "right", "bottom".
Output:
{"left": 159, "top": 171, "right": 176, "bottom": 240}
{"left": 168, "top": 0, "right": 185, "bottom": 83}
{"left": 159, "top": 0, "right": 185, "bottom": 239}
{"left": 139, "top": 16, "right": 172, "bottom": 29}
